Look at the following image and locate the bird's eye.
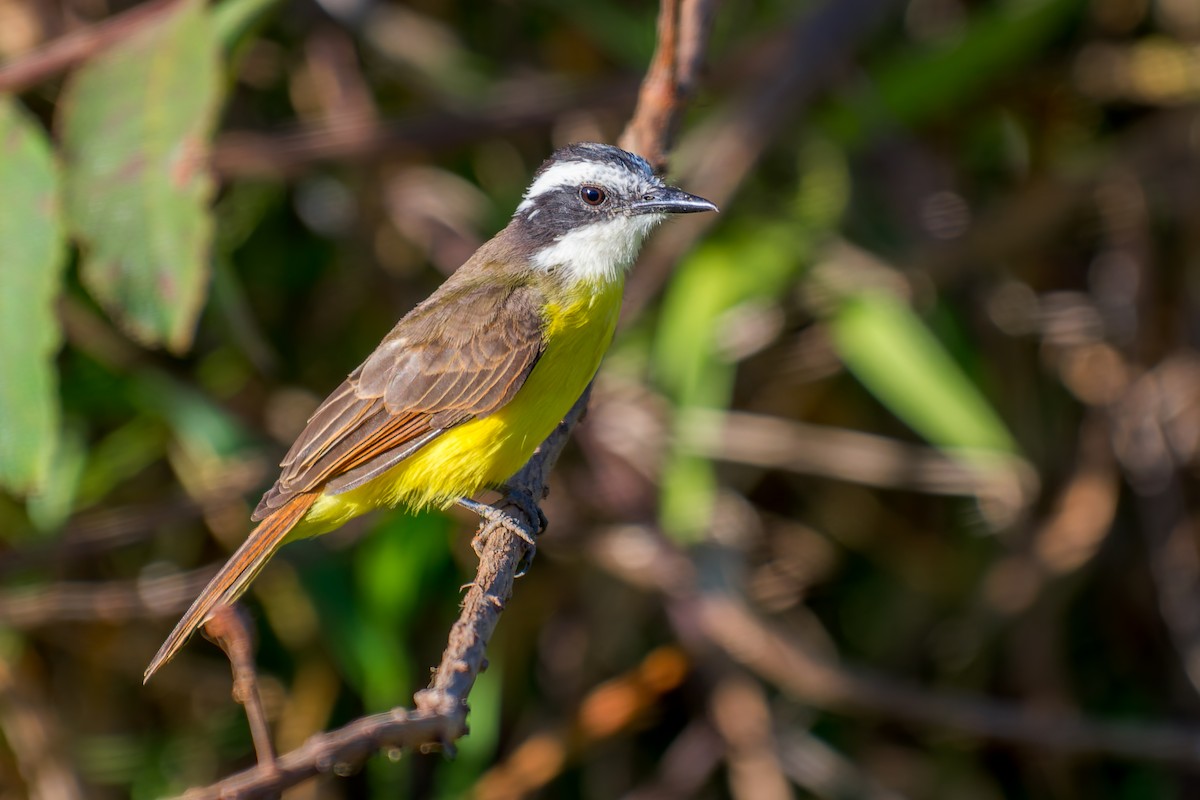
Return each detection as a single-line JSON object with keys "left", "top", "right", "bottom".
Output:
{"left": 580, "top": 186, "right": 606, "bottom": 206}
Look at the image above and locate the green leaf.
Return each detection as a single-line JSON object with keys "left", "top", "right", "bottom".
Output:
{"left": 654, "top": 139, "right": 850, "bottom": 541}
{"left": 830, "top": 291, "right": 1017, "bottom": 454}
{"left": 25, "top": 423, "right": 87, "bottom": 532}
{"left": 820, "top": 0, "right": 1082, "bottom": 146}
{"left": 0, "top": 98, "right": 66, "bottom": 496}
{"left": 212, "top": 0, "right": 284, "bottom": 50}
{"left": 60, "top": 0, "right": 222, "bottom": 353}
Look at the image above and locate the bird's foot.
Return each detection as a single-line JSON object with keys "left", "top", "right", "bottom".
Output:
{"left": 499, "top": 486, "right": 549, "bottom": 537}
{"left": 458, "top": 494, "right": 543, "bottom": 576}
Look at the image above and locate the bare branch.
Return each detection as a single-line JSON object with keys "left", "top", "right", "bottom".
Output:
{"left": 473, "top": 644, "right": 690, "bottom": 799}
{"left": 0, "top": 567, "right": 215, "bottom": 628}
{"left": 693, "top": 591, "right": 1200, "bottom": 765}
{"left": 591, "top": 525, "right": 1200, "bottom": 768}
{"left": 623, "top": 0, "right": 904, "bottom": 321}
{"left": 211, "top": 80, "right": 638, "bottom": 179}
{"left": 204, "top": 607, "right": 278, "bottom": 773}
{"left": 172, "top": 708, "right": 447, "bottom": 799}
{"left": 679, "top": 408, "right": 1036, "bottom": 513}
{"left": 619, "top": 0, "right": 717, "bottom": 170}
{"left": 775, "top": 728, "right": 906, "bottom": 800}
{"left": 396, "top": 0, "right": 718, "bottom": 762}
{"left": 709, "top": 676, "right": 792, "bottom": 800}
{"left": 0, "top": 0, "right": 185, "bottom": 93}
{"left": 0, "top": 658, "right": 85, "bottom": 800}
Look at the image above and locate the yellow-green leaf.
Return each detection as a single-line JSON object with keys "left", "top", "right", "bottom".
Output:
{"left": 0, "top": 98, "right": 66, "bottom": 496}
{"left": 831, "top": 291, "right": 1017, "bottom": 454}
{"left": 60, "top": 0, "right": 221, "bottom": 353}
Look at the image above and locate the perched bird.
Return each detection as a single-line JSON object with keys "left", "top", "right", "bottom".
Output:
{"left": 144, "top": 142, "right": 717, "bottom": 682}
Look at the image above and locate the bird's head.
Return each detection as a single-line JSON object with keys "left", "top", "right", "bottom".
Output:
{"left": 512, "top": 143, "right": 717, "bottom": 285}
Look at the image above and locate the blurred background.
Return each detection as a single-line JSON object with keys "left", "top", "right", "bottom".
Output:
{"left": 3, "top": 0, "right": 1200, "bottom": 796}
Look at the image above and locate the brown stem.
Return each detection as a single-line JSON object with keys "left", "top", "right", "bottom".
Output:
{"left": 204, "top": 606, "right": 279, "bottom": 774}
{"left": 0, "top": 0, "right": 185, "bottom": 93}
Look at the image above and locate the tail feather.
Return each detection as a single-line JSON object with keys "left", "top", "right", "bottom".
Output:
{"left": 143, "top": 492, "right": 317, "bottom": 683}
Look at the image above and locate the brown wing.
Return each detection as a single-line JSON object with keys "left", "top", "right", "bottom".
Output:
{"left": 252, "top": 280, "right": 545, "bottom": 520}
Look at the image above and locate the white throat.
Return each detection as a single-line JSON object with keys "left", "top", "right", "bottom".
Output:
{"left": 531, "top": 214, "right": 664, "bottom": 285}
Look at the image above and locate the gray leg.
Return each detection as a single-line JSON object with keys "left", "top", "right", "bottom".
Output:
{"left": 456, "top": 494, "right": 537, "bottom": 551}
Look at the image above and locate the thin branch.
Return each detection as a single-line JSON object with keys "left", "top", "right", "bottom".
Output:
{"left": 589, "top": 525, "right": 1200, "bottom": 768}
{"left": 0, "top": 0, "right": 185, "bottom": 93}
{"left": 204, "top": 607, "right": 278, "bottom": 773}
{"left": 775, "top": 727, "right": 907, "bottom": 800}
{"left": 691, "top": 592, "right": 1200, "bottom": 765}
{"left": 0, "top": 567, "right": 216, "bottom": 628}
{"left": 620, "top": 721, "right": 724, "bottom": 800}
{"left": 1113, "top": 362, "right": 1200, "bottom": 698}
{"left": 623, "top": 0, "right": 904, "bottom": 321}
{"left": 473, "top": 644, "right": 691, "bottom": 799}
{"left": 173, "top": 708, "right": 448, "bottom": 799}
{"left": 413, "top": 384, "right": 591, "bottom": 738}
{"left": 0, "top": 658, "right": 85, "bottom": 800}
{"left": 618, "top": 0, "right": 680, "bottom": 169}
{"left": 619, "top": 0, "right": 716, "bottom": 170}
{"left": 212, "top": 81, "right": 637, "bottom": 179}
{"left": 709, "top": 676, "right": 793, "bottom": 800}
{"left": 171, "top": 410, "right": 582, "bottom": 800}
{"left": 678, "top": 408, "right": 1037, "bottom": 511}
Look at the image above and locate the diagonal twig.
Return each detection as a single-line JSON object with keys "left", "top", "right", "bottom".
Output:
{"left": 0, "top": 0, "right": 185, "bottom": 93}
{"left": 204, "top": 607, "right": 278, "bottom": 773}
{"left": 623, "top": 0, "right": 904, "bottom": 321}
{"left": 590, "top": 524, "right": 1200, "bottom": 768}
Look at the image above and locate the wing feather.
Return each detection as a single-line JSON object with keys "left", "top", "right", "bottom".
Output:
{"left": 252, "top": 281, "right": 545, "bottom": 520}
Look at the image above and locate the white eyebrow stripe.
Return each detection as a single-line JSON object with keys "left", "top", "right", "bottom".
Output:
{"left": 517, "top": 161, "right": 650, "bottom": 211}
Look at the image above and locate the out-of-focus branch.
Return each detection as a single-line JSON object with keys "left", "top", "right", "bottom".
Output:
{"left": 0, "top": 500, "right": 205, "bottom": 577}
{"left": 0, "top": 0, "right": 185, "bottom": 93}
{"left": 693, "top": 593, "right": 1200, "bottom": 765}
{"left": 0, "top": 658, "right": 85, "bottom": 800}
{"left": 775, "top": 728, "right": 906, "bottom": 800}
{"left": 212, "top": 81, "right": 637, "bottom": 178}
{"left": 679, "top": 408, "right": 1036, "bottom": 513}
{"left": 709, "top": 676, "right": 792, "bottom": 800}
{"left": 472, "top": 645, "right": 690, "bottom": 800}
{"left": 620, "top": 722, "right": 725, "bottom": 800}
{"left": 591, "top": 525, "right": 1200, "bottom": 767}
{"left": 1113, "top": 359, "right": 1200, "bottom": 697}
{"left": 624, "top": 0, "right": 904, "bottom": 321}
{"left": 0, "top": 567, "right": 216, "bottom": 628}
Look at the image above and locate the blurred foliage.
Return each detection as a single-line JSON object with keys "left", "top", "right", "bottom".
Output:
{"left": 0, "top": 98, "right": 64, "bottom": 498}
{"left": 3, "top": 0, "right": 1200, "bottom": 798}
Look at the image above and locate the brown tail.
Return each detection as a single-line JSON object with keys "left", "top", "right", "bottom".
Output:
{"left": 143, "top": 492, "right": 317, "bottom": 683}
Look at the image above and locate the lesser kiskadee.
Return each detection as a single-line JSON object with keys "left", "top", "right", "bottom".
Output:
{"left": 144, "top": 142, "right": 717, "bottom": 681}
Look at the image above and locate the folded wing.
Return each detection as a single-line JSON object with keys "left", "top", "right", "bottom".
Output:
{"left": 253, "top": 280, "right": 545, "bottom": 519}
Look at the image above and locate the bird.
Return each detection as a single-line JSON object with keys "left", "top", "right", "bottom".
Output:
{"left": 143, "top": 142, "right": 717, "bottom": 682}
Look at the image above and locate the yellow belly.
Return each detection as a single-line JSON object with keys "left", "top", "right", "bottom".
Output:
{"left": 300, "top": 280, "right": 624, "bottom": 533}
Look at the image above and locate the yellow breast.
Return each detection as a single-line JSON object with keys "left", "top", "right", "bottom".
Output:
{"left": 302, "top": 279, "right": 624, "bottom": 532}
